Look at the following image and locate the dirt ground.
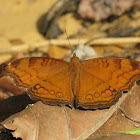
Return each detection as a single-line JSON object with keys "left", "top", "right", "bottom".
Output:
{"left": 0, "top": 0, "right": 58, "bottom": 63}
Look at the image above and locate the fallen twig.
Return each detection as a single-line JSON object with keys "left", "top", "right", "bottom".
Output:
{"left": 0, "top": 37, "right": 140, "bottom": 54}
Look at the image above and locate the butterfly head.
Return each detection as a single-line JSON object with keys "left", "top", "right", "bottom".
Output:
{"left": 70, "top": 53, "right": 80, "bottom": 65}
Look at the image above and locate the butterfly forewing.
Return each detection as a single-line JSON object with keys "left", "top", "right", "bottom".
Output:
{"left": 0, "top": 57, "right": 74, "bottom": 107}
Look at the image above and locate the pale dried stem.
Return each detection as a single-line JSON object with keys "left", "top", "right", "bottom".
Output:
{"left": 0, "top": 37, "right": 140, "bottom": 54}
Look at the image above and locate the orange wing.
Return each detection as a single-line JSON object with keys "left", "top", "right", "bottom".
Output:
{"left": 76, "top": 58, "right": 140, "bottom": 109}
{"left": 0, "top": 57, "right": 74, "bottom": 107}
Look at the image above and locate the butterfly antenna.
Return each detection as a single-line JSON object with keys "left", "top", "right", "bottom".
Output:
{"left": 73, "top": 27, "right": 84, "bottom": 54}
{"left": 65, "top": 28, "right": 84, "bottom": 56}
{"left": 77, "top": 27, "right": 84, "bottom": 46}
{"left": 65, "top": 29, "right": 73, "bottom": 50}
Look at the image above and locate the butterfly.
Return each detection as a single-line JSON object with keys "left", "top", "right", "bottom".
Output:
{"left": 0, "top": 53, "right": 140, "bottom": 109}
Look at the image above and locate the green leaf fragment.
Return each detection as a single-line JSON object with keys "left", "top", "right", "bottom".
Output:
{"left": 121, "top": 128, "right": 140, "bottom": 135}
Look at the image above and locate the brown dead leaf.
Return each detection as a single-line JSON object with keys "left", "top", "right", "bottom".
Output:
{"left": 0, "top": 77, "right": 26, "bottom": 97}
{"left": 1, "top": 85, "right": 140, "bottom": 140}
{"left": 91, "top": 85, "right": 140, "bottom": 137}
{"left": 0, "top": 54, "right": 26, "bottom": 99}
{"left": 87, "top": 133, "right": 140, "bottom": 140}
{"left": 120, "top": 85, "right": 140, "bottom": 122}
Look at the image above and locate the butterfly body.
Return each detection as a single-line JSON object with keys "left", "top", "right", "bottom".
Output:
{"left": 69, "top": 53, "right": 81, "bottom": 97}
{"left": 0, "top": 54, "right": 140, "bottom": 109}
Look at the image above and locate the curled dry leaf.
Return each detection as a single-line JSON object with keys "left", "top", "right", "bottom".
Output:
{"left": 0, "top": 53, "right": 26, "bottom": 99}
{"left": 1, "top": 85, "right": 140, "bottom": 140}
{"left": 0, "top": 77, "right": 26, "bottom": 96}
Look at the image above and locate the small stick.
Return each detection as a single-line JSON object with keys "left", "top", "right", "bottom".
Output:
{"left": 0, "top": 37, "right": 140, "bottom": 54}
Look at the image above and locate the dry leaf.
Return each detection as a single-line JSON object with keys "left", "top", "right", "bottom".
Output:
{"left": 0, "top": 77, "right": 26, "bottom": 96}
{"left": 87, "top": 133, "right": 140, "bottom": 140}
{"left": 1, "top": 85, "right": 140, "bottom": 140}
{"left": 0, "top": 54, "right": 26, "bottom": 99}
